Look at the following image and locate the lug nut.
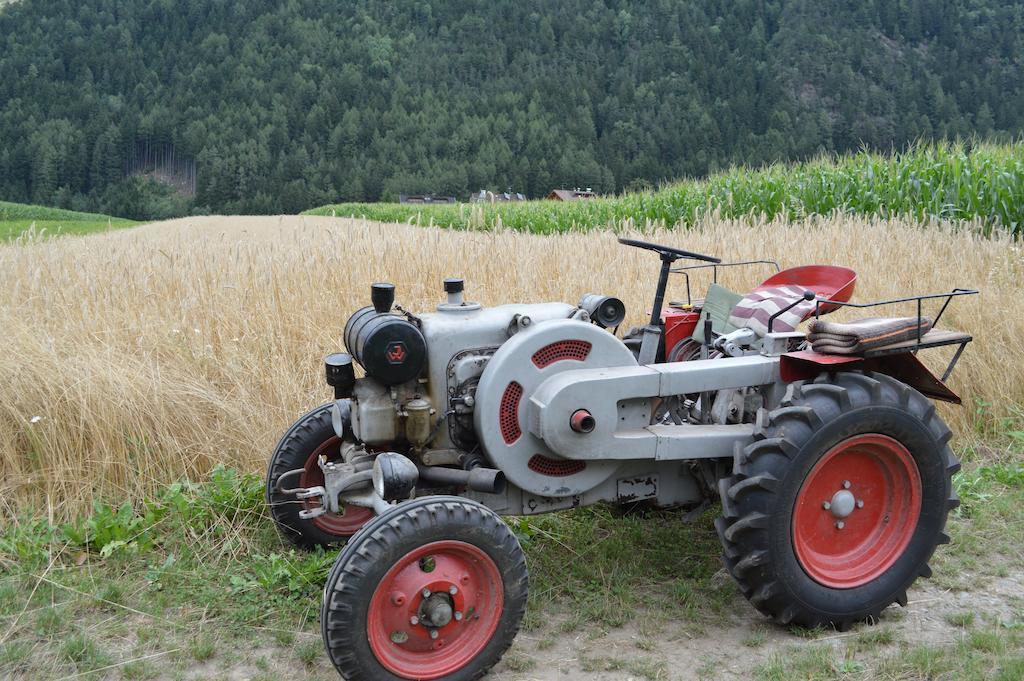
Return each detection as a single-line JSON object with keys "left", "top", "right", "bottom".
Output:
{"left": 429, "top": 629, "right": 439, "bottom": 640}
{"left": 454, "top": 612, "right": 463, "bottom": 621}
{"left": 836, "top": 521, "right": 845, "bottom": 530}
{"left": 449, "top": 585, "right": 458, "bottom": 595}
{"left": 822, "top": 501, "right": 831, "bottom": 510}
{"left": 843, "top": 480, "right": 851, "bottom": 489}
{"left": 857, "top": 499, "right": 864, "bottom": 508}
{"left": 410, "top": 615, "right": 419, "bottom": 626}
{"left": 422, "top": 588, "right": 431, "bottom": 598}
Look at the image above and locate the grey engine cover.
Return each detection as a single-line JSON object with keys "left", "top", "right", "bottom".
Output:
{"left": 474, "top": 319, "right": 637, "bottom": 497}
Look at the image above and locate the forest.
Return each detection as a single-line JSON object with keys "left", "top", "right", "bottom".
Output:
{"left": 0, "top": 0, "right": 1022, "bottom": 217}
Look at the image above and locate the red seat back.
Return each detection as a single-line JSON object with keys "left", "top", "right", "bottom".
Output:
{"left": 756, "top": 265, "right": 856, "bottom": 314}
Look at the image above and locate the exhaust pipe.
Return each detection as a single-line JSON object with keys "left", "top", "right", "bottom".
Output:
{"left": 417, "top": 465, "right": 506, "bottom": 494}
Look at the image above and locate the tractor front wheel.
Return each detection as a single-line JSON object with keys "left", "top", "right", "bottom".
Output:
{"left": 322, "top": 496, "right": 528, "bottom": 681}
{"left": 716, "top": 371, "right": 960, "bottom": 629}
{"left": 265, "top": 404, "right": 373, "bottom": 548}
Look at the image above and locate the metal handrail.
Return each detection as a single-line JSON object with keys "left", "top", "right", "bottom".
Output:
{"left": 669, "top": 260, "right": 781, "bottom": 305}
{"left": 813, "top": 288, "right": 978, "bottom": 341}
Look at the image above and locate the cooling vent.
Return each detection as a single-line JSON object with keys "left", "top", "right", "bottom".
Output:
{"left": 527, "top": 454, "right": 586, "bottom": 477}
{"left": 499, "top": 381, "right": 523, "bottom": 444}
{"left": 531, "top": 340, "right": 592, "bottom": 368}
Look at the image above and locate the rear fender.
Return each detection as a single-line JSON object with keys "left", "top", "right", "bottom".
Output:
{"left": 779, "top": 349, "right": 961, "bottom": 404}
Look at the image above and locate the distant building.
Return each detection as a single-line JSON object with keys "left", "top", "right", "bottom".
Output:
{"left": 546, "top": 188, "right": 597, "bottom": 201}
{"left": 469, "top": 189, "right": 527, "bottom": 203}
{"left": 399, "top": 195, "right": 457, "bottom": 204}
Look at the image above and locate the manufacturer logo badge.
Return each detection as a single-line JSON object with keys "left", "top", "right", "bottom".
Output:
{"left": 386, "top": 341, "right": 407, "bottom": 364}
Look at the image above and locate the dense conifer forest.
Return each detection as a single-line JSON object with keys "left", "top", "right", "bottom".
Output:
{"left": 0, "top": 0, "right": 1021, "bottom": 217}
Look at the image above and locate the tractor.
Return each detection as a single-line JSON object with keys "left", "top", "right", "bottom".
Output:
{"left": 265, "top": 238, "right": 975, "bottom": 680}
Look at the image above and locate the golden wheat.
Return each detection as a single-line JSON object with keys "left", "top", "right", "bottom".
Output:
{"left": 1, "top": 214, "right": 1021, "bottom": 520}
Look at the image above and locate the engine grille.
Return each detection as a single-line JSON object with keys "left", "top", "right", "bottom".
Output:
{"left": 528, "top": 454, "right": 586, "bottom": 477}
{"left": 531, "top": 340, "right": 592, "bottom": 368}
{"left": 499, "top": 381, "right": 523, "bottom": 444}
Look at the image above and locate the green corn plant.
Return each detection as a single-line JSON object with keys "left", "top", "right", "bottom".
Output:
{"left": 305, "top": 140, "right": 1023, "bottom": 235}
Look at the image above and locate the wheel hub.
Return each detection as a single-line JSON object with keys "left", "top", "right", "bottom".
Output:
{"left": 419, "top": 592, "right": 454, "bottom": 628}
{"left": 828, "top": 489, "right": 857, "bottom": 519}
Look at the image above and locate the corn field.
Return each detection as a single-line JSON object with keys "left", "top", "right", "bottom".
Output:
{"left": 1, "top": 213, "right": 1022, "bottom": 521}
{"left": 307, "top": 141, "right": 1024, "bottom": 235}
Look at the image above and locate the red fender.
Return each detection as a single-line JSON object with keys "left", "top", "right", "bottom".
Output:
{"left": 780, "top": 349, "right": 961, "bottom": 404}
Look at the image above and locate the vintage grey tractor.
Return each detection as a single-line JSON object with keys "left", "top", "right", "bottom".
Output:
{"left": 265, "top": 238, "right": 975, "bottom": 681}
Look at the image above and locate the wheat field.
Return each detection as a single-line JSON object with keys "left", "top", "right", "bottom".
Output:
{"left": 1, "top": 215, "right": 1021, "bottom": 521}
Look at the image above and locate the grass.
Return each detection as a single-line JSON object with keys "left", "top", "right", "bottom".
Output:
{"left": 0, "top": 454, "right": 1020, "bottom": 678}
{"left": 518, "top": 503, "right": 735, "bottom": 632}
{"left": 0, "top": 465, "right": 727, "bottom": 677}
{"left": 757, "top": 625, "right": 1024, "bottom": 680}
{"left": 307, "top": 141, "right": 1024, "bottom": 235}
{"left": 0, "top": 200, "right": 137, "bottom": 240}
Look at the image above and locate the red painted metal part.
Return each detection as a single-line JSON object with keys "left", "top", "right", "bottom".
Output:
{"left": 569, "top": 409, "right": 594, "bottom": 433}
{"left": 300, "top": 437, "right": 374, "bottom": 536}
{"left": 757, "top": 265, "right": 857, "bottom": 313}
{"left": 527, "top": 454, "right": 586, "bottom": 477}
{"left": 367, "top": 540, "right": 504, "bottom": 680}
{"left": 499, "top": 382, "right": 523, "bottom": 444}
{"left": 531, "top": 340, "right": 591, "bottom": 368}
{"left": 792, "top": 434, "right": 922, "bottom": 589}
{"left": 662, "top": 309, "right": 701, "bottom": 360}
{"left": 780, "top": 350, "right": 962, "bottom": 404}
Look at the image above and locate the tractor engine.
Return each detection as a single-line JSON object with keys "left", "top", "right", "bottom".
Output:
{"left": 332, "top": 278, "right": 580, "bottom": 461}
{"left": 314, "top": 277, "right": 708, "bottom": 516}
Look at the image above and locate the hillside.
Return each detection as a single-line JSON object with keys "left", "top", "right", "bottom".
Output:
{"left": 0, "top": 0, "right": 1022, "bottom": 217}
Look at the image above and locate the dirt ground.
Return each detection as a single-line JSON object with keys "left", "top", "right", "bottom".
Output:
{"left": 137, "top": 565, "right": 1021, "bottom": 680}
{"left": 488, "top": 569, "right": 1024, "bottom": 680}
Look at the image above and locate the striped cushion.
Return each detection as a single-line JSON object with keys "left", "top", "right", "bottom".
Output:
{"left": 727, "top": 285, "right": 815, "bottom": 336}
{"left": 808, "top": 316, "right": 933, "bottom": 354}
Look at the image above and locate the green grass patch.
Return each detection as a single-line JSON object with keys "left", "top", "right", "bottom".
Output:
{"left": 0, "top": 201, "right": 137, "bottom": 241}
{"left": 307, "top": 141, "right": 1024, "bottom": 235}
{"left": 0, "top": 458, "right": 1021, "bottom": 677}
{"left": 515, "top": 503, "right": 735, "bottom": 632}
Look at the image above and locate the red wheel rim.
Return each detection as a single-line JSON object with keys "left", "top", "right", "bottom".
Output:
{"left": 299, "top": 436, "right": 373, "bottom": 536}
{"left": 367, "top": 540, "right": 504, "bottom": 680}
{"left": 793, "top": 434, "right": 922, "bottom": 589}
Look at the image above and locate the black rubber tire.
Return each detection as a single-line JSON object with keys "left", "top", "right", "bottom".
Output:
{"left": 715, "top": 371, "right": 960, "bottom": 630}
{"left": 321, "top": 496, "right": 529, "bottom": 681}
{"left": 265, "top": 403, "right": 355, "bottom": 549}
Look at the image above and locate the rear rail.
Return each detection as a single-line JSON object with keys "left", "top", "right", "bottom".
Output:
{"left": 780, "top": 288, "right": 978, "bottom": 403}
{"left": 810, "top": 288, "right": 977, "bottom": 380}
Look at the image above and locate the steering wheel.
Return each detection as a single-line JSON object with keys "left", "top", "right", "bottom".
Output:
{"left": 617, "top": 237, "right": 721, "bottom": 264}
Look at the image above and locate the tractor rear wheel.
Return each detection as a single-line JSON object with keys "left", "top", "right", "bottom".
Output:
{"left": 265, "top": 403, "right": 373, "bottom": 548}
{"left": 716, "top": 371, "right": 960, "bottom": 629}
{"left": 322, "top": 496, "right": 528, "bottom": 681}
